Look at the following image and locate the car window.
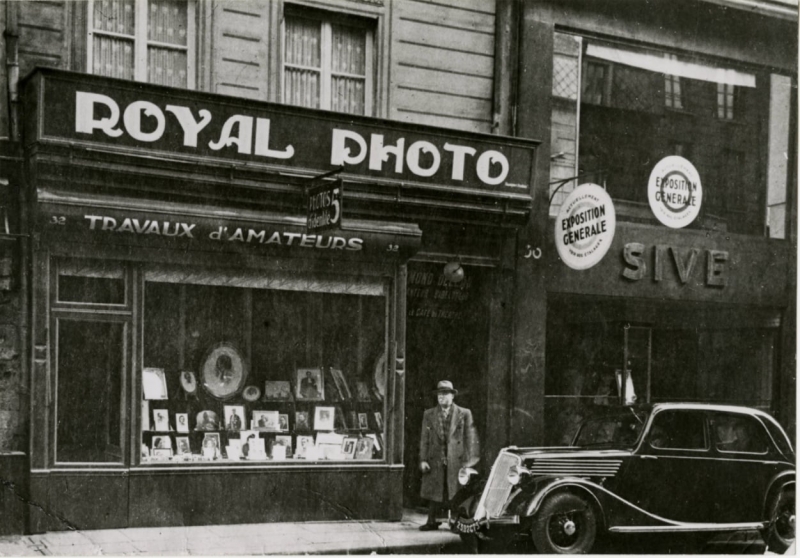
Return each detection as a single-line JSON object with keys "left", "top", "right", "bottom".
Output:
{"left": 647, "top": 410, "right": 707, "bottom": 451}
{"left": 713, "top": 414, "right": 769, "bottom": 454}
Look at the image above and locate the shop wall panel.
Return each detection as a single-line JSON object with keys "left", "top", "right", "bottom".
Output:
{"left": 128, "top": 467, "right": 403, "bottom": 527}
{"left": 0, "top": 453, "right": 28, "bottom": 535}
{"left": 17, "top": 1, "right": 67, "bottom": 78}
{"left": 35, "top": 471, "right": 129, "bottom": 531}
{"left": 212, "top": 0, "right": 270, "bottom": 101}
{"left": 389, "top": 0, "right": 496, "bottom": 133}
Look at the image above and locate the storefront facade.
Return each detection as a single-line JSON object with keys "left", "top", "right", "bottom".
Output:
{"left": 20, "top": 69, "right": 536, "bottom": 530}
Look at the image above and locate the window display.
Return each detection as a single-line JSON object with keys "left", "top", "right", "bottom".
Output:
{"left": 140, "top": 271, "right": 389, "bottom": 465}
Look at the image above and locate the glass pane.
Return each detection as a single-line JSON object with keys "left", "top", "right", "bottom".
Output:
{"left": 148, "top": 0, "right": 188, "bottom": 46}
{"left": 58, "top": 260, "right": 125, "bottom": 304}
{"left": 148, "top": 46, "right": 188, "bottom": 88}
{"left": 331, "top": 25, "right": 366, "bottom": 76}
{"left": 714, "top": 414, "right": 768, "bottom": 453}
{"left": 284, "top": 67, "right": 321, "bottom": 109}
{"left": 649, "top": 411, "right": 707, "bottom": 450}
{"left": 331, "top": 76, "right": 365, "bottom": 115}
{"left": 93, "top": 35, "right": 135, "bottom": 80}
{"left": 57, "top": 321, "right": 124, "bottom": 463}
{"left": 93, "top": 0, "right": 135, "bottom": 36}
{"left": 285, "top": 18, "right": 321, "bottom": 68}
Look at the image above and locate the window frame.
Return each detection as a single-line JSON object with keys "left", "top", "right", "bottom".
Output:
{"left": 646, "top": 409, "right": 709, "bottom": 453}
{"left": 712, "top": 412, "right": 770, "bottom": 456}
{"left": 280, "top": 7, "right": 375, "bottom": 116}
{"left": 86, "top": 0, "right": 196, "bottom": 88}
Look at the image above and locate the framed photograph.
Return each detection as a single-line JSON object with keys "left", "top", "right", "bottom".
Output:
{"left": 195, "top": 410, "right": 220, "bottom": 431}
{"left": 200, "top": 343, "right": 248, "bottom": 401}
{"left": 274, "top": 435, "right": 292, "bottom": 458}
{"left": 354, "top": 436, "right": 374, "bottom": 460}
{"left": 341, "top": 436, "right": 358, "bottom": 459}
{"left": 153, "top": 409, "right": 170, "bottom": 431}
{"left": 175, "top": 436, "right": 191, "bottom": 455}
{"left": 253, "top": 410, "right": 279, "bottom": 431}
{"left": 179, "top": 371, "right": 197, "bottom": 395}
{"left": 278, "top": 414, "right": 290, "bottom": 432}
{"left": 242, "top": 385, "right": 261, "bottom": 402}
{"left": 142, "top": 367, "right": 168, "bottom": 400}
{"left": 295, "top": 411, "right": 311, "bottom": 431}
{"left": 314, "top": 406, "right": 336, "bottom": 431}
{"left": 374, "top": 412, "right": 383, "bottom": 431}
{"left": 152, "top": 448, "right": 173, "bottom": 458}
{"left": 202, "top": 433, "right": 221, "bottom": 459}
{"left": 358, "top": 413, "right": 369, "bottom": 430}
{"left": 366, "top": 433, "right": 382, "bottom": 452}
{"left": 295, "top": 435, "right": 314, "bottom": 458}
{"left": 240, "top": 431, "right": 265, "bottom": 459}
{"left": 152, "top": 435, "right": 171, "bottom": 450}
{"left": 264, "top": 380, "right": 292, "bottom": 401}
{"left": 141, "top": 400, "right": 150, "bottom": 431}
{"left": 330, "top": 368, "right": 352, "bottom": 400}
{"left": 356, "top": 381, "right": 372, "bottom": 403}
{"left": 224, "top": 405, "right": 245, "bottom": 431}
{"left": 175, "top": 413, "right": 190, "bottom": 433}
{"left": 295, "top": 368, "right": 324, "bottom": 402}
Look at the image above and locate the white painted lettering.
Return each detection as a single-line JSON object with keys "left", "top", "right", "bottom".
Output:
{"left": 254, "top": 118, "right": 294, "bottom": 159}
{"left": 165, "top": 106, "right": 212, "bottom": 147}
{"left": 331, "top": 129, "right": 367, "bottom": 166}
{"left": 406, "top": 141, "right": 440, "bottom": 178}
{"left": 75, "top": 92, "right": 123, "bottom": 137}
{"left": 476, "top": 150, "right": 509, "bottom": 186}
{"left": 443, "top": 143, "right": 476, "bottom": 181}
{"left": 209, "top": 115, "right": 253, "bottom": 154}
{"left": 123, "top": 101, "right": 166, "bottom": 142}
{"left": 369, "top": 135, "right": 405, "bottom": 173}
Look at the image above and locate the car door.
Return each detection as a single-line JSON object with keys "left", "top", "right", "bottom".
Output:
{"left": 615, "top": 409, "right": 715, "bottom": 523}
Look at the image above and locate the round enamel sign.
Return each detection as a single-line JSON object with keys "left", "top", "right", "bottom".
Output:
{"left": 648, "top": 156, "right": 702, "bottom": 228}
{"left": 555, "top": 183, "right": 616, "bottom": 271}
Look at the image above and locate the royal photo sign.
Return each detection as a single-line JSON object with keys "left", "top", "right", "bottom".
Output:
{"left": 555, "top": 183, "right": 616, "bottom": 270}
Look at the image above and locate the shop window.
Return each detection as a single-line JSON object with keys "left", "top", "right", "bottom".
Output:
{"left": 57, "top": 259, "right": 125, "bottom": 305}
{"left": 549, "top": 32, "right": 794, "bottom": 237}
{"left": 87, "top": 0, "right": 195, "bottom": 88}
{"left": 282, "top": 6, "right": 374, "bottom": 115}
{"left": 648, "top": 410, "right": 707, "bottom": 451}
{"left": 713, "top": 413, "right": 768, "bottom": 454}
{"left": 140, "top": 269, "right": 388, "bottom": 465}
{"left": 56, "top": 319, "right": 126, "bottom": 463}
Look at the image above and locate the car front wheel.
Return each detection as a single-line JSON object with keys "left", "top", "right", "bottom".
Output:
{"left": 531, "top": 492, "right": 597, "bottom": 554}
{"left": 767, "top": 488, "right": 795, "bottom": 553}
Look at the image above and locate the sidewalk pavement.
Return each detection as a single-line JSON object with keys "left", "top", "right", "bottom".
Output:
{"left": 0, "top": 510, "right": 464, "bottom": 556}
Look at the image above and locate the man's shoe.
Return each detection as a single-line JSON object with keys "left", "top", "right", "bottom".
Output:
{"left": 419, "top": 522, "right": 441, "bottom": 531}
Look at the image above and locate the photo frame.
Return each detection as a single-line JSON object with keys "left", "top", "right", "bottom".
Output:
{"left": 295, "top": 435, "right": 314, "bottom": 458}
{"left": 195, "top": 410, "right": 220, "bottom": 431}
{"left": 175, "top": 436, "right": 191, "bottom": 455}
{"left": 200, "top": 343, "right": 248, "bottom": 401}
{"left": 330, "top": 368, "right": 352, "bottom": 400}
{"left": 242, "top": 385, "right": 261, "bottom": 402}
{"left": 314, "top": 406, "right": 336, "bottom": 431}
{"left": 253, "top": 410, "right": 280, "bottom": 431}
{"left": 374, "top": 412, "right": 383, "bottom": 431}
{"left": 153, "top": 409, "right": 170, "bottom": 432}
{"left": 152, "top": 435, "right": 171, "bottom": 450}
{"left": 141, "top": 400, "right": 150, "bottom": 431}
{"left": 202, "top": 433, "right": 221, "bottom": 459}
{"left": 142, "top": 367, "right": 168, "bottom": 400}
{"left": 295, "top": 411, "right": 311, "bottom": 431}
{"left": 224, "top": 405, "right": 245, "bottom": 431}
{"left": 152, "top": 448, "right": 173, "bottom": 458}
{"left": 175, "top": 413, "right": 190, "bottom": 433}
{"left": 264, "top": 380, "right": 292, "bottom": 401}
{"left": 179, "top": 371, "right": 197, "bottom": 395}
{"left": 274, "top": 435, "right": 292, "bottom": 458}
{"left": 341, "top": 436, "right": 358, "bottom": 459}
{"left": 366, "top": 433, "right": 382, "bottom": 453}
{"left": 358, "top": 413, "right": 369, "bottom": 430}
{"left": 278, "top": 414, "right": 290, "bottom": 432}
{"left": 295, "top": 368, "right": 325, "bottom": 402}
{"left": 354, "top": 437, "right": 374, "bottom": 460}
{"left": 356, "top": 381, "right": 372, "bottom": 403}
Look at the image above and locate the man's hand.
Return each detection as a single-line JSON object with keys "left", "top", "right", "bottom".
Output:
{"left": 420, "top": 461, "right": 431, "bottom": 473}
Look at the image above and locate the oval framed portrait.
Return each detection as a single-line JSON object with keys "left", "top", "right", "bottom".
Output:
{"left": 200, "top": 343, "right": 248, "bottom": 400}
{"left": 242, "top": 385, "right": 261, "bottom": 402}
{"left": 180, "top": 370, "right": 198, "bottom": 394}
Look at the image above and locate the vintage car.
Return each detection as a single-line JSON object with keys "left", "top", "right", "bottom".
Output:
{"left": 450, "top": 403, "right": 795, "bottom": 554}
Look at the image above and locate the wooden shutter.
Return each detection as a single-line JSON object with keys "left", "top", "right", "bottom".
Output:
{"left": 212, "top": 0, "right": 270, "bottom": 100}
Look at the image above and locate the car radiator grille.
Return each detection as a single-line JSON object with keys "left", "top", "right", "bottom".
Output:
{"left": 531, "top": 458, "right": 622, "bottom": 477}
{"left": 478, "top": 452, "right": 521, "bottom": 518}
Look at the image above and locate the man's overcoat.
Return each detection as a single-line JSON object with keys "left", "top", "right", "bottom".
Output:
{"left": 419, "top": 404, "right": 479, "bottom": 502}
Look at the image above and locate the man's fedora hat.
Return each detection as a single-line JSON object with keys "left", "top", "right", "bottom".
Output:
{"left": 433, "top": 380, "right": 458, "bottom": 395}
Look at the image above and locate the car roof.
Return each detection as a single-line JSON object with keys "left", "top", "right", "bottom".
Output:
{"left": 650, "top": 402, "right": 773, "bottom": 419}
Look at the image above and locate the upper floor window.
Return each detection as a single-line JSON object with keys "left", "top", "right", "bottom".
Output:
{"left": 282, "top": 7, "right": 374, "bottom": 116}
{"left": 664, "top": 55, "right": 684, "bottom": 110}
{"left": 717, "top": 83, "right": 736, "bottom": 120}
{"left": 88, "top": 0, "right": 195, "bottom": 88}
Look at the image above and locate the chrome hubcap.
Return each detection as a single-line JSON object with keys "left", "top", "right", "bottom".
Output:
{"left": 563, "top": 520, "right": 576, "bottom": 536}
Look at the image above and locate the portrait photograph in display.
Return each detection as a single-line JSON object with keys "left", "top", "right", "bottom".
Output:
{"left": 176, "top": 437, "right": 191, "bottom": 455}
{"left": 354, "top": 437, "right": 374, "bottom": 460}
{"left": 264, "top": 380, "right": 292, "bottom": 401}
{"left": 356, "top": 381, "right": 372, "bottom": 402}
{"left": 195, "top": 410, "right": 220, "bottom": 431}
{"left": 141, "top": 401, "right": 150, "bottom": 431}
{"left": 330, "top": 368, "right": 352, "bottom": 400}
{"left": 295, "top": 411, "right": 311, "bottom": 431}
{"left": 152, "top": 435, "right": 171, "bottom": 450}
{"left": 242, "top": 385, "right": 261, "bottom": 402}
{"left": 202, "top": 433, "right": 221, "bottom": 459}
{"left": 295, "top": 368, "right": 324, "bottom": 402}
{"left": 200, "top": 343, "right": 248, "bottom": 400}
{"left": 152, "top": 448, "right": 173, "bottom": 458}
{"left": 224, "top": 405, "right": 245, "bottom": 431}
{"left": 142, "top": 367, "right": 168, "bottom": 400}
{"left": 342, "top": 437, "right": 358, "bottom": 459}
{"left": 295, "top": 435, "right": 314, "bottom": 459}
{"left": 358, "top": 413, "right": 369, "bottom": 430}
{"left": 374, "top": 412, "right": 383, "bottom": 431}
{"left": 366, "top": 433, "right": 382, "bottom": 453}
{"left": 179, "top": 371, "right": 197, "bottom": 395}
{"left": 314, "top": 406, "right": 335, "bottom": 431}
{"left": 253, "top": 410, "right": 279, "bottom": 431}
{"left": 175, "top": 413, "right": 190, "bottom": 433}
{"left": 274, "top": 435, "right": 292, "bottom": 458}
{"left": 278, "top": 413, "right": 290, "bottom": 432}
{"left": 153, "top": 409, "right": 170, "bottom": 431}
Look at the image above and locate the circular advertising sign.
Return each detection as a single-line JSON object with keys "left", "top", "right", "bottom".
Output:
{"left": 648, "top": 156, "right": 702, "bottom": 228}
{"left": 555, "top": 183, "right": 616, "bottom": 271}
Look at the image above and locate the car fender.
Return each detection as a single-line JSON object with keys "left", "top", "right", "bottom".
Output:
{"left": 524, "top": 478, "right": 605, "bottom": 524}
{"left": 762, "top": 472, "right": 795, "bottom": 518}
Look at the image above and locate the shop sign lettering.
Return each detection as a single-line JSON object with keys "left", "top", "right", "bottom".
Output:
{"left": 555, "top": 183, "right": 616, "bottom": 271}
{"left": 647, "top": 156, "right": 703, "bottom": 228}
{"left": 407, "top": 269, "right": 473, "bottom": 320}
{"left": 622, "top": 243, "right": 728, "bottom": 287}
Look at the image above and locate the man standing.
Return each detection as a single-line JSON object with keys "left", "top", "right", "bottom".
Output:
{"left": 418, "top": 380, "right": 479, "bottom": 531}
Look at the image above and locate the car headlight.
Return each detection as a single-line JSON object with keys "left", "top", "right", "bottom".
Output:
{"left": 458, "top": 467, "right": 478, "bottom": 485}
{"left": 507, "top": 465, "right": 529, "bottom": 485}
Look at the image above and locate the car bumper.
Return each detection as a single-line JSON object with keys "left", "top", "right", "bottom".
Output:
{"left": 450, "top": 514, "right": 520, "bottom": 534}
